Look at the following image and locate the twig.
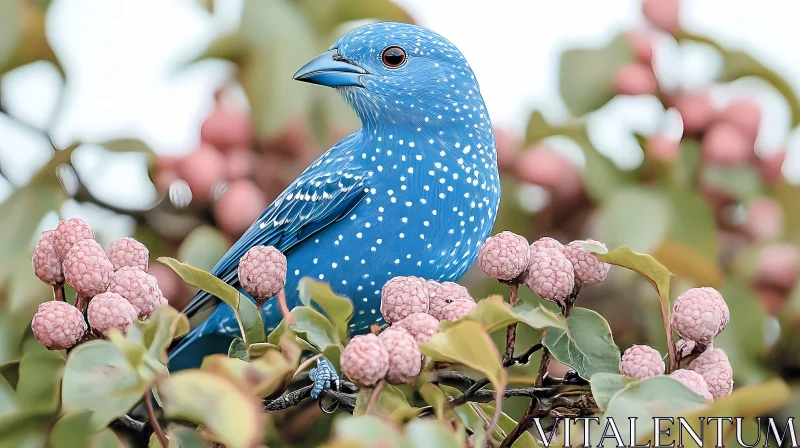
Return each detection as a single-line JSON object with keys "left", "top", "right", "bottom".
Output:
{"left": 53, "top": 284, "right": 65, "bottom": 302}
{"left": 498, "top": 399, "right": 542, "bottom": 448}
{"left": 502, "top": 283, "right": 520, "bottom": 364}
{"left": 145, "top": 391, "right": 168, "bottom": 448}
{"left": 277, "top": 289, "right": 295, "bottom": 325}
{"left": 264, "top": 384, "right": 358, "bottom": 413}
{"left": 485, "top": 384, "right": 505, "bottom": 448}
{"left": 365, "top": 380, "right": 385, "bottom": 415}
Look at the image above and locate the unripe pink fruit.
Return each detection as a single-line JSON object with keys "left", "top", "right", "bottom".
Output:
{"left": 620, "top": 345, "right": 665, "bottom": 379}
{"left": 32, "top": 230, "right": 63, "bottom": 286}
{"left": 478, "top": 231, "right": 530, "bottom": 281}
{"left": 531, "top": 237, "right": 565, "bottom": 252}
{"left": 646, "top": 134, "right": 680, "bottom": 163}
{"left": 524, "top": 248, "right": 575, "bottom": 304}
{"left": 380, "top": 276, "right": 429, "bottom": 324}
{"left": 720, "top": 100, "right": 761, "bottom": 140}
{"left": 106, "top": 237, "right": 149, "bottom": 271}
{"left": 177, "top": 144, "right": 227, "bottom": 202}
{"left": 63, "top": 239, "right": 113, "bottom": 298}
{"left": 238, "top": 246, "right": 287, "bottom": 303}
{"left": 613, "top": 63, "right": 659, "bottom": 96}
{"left": 108, "top": 267, "right": 164, "bottom": 317}
{"left": 702, "top": 123, "right": 752, "bottom": 165}
{"left": 563, "top": 239, "right": 610, "bottom": 286}
{"left": 670, "top": 369, "right": 713, "bottom": 400}
{"left": 213, "top": 180, "right": 268, "bottom": 236}
{"left": 440, "top": 299, "right": 476, "bottom": 322}
{"left": 426, "top": 281, "right": 473, "bottom": 321}
{"left": 378, "top": 328, "right": 422, "bottom": 384}
{"left": 87, "top": 292, "right": 138, "bottom": 335}
{"left": 516, "top": 147, "right": 582, "bottom": 199}
{"left": 494, "top": 128, "right": 520, "bottom": 173}
{"left": 625, "top": 30, "right": 654, "bottom": 64}
{"left": 756, "top": 243, "right": 799, "bottom": 291}
{"left": 670, "top": 288, "right": 724, "bottom": 345}
{"left": 31, "top": 301, "right": 87, "bottom": 350}
{"left": 673, "top": 93, "right": 715, "bottom": 135}
{"left": 200, "top": 108, "right": 253, "bottom": 153}
{"left": 642, "top": 0, "right": 680, "bottom": 34}
{"left": 54, "top": 218, "right": 95, "bottom": 260}
{"left": 340, "top": 334, "right": 389, "bottom": 386}
{"left": 756, "top": 149, "right": 786, "bottom": 184}
{"left": 148, "top": 264, "right": 188, "bottom": 310}
{"left": 395, "top": 312, "right": 440, "bottom": 344}
{"left": 226, "top": 148, "right": 255, "bottom": 180}
{"left": 742, "top": 198, "right": 783, "bottom": 241}
{"left": 689, "top": 347, "right": 733, "bottom": 399}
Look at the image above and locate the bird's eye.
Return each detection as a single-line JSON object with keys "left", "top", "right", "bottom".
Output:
{"left": 381, "top": 46, "right": 406, "bottom": 68}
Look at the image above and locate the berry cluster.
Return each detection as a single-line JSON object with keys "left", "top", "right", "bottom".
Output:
{"left": 477, "top": 232, "right": 610, "bottom": 307}
{"left": 341, "top": 277, "right": 476, "bottom": 387}
{"left": 619, "top": 287, "right": 733, "bottom": 401}
{"left": 30, "top": 219, "right": 167, "bottom": 350}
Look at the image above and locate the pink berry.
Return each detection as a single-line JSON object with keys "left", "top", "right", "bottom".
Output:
{"left": 646, "top": 134, "right": 681, "bottom": 163}
{"left": 53, "top": 218, "right": 94, "bottom": 260}
{"left": 670, "top": 369, "right": 713, "bottom": 400}
{"left": 440, "top": 299, "right": 476, "bottom": 322}
{"left": 177, "top": 144, "right": 227, "bottom": 202}
{"left": 380, "top": 276, "right": 429, "bottom": 324}
{"left": 613, "top": 63, "right": 658, "bottom": 96}
{"left": 225, "top": 148, "right": 255, "bottom": 181}
{"left": 87, "top": 292, "right": 138, "bottom": 335}
{"left": 531, "top": 237, "right": 565, "bottom": 252}
{"left": 108, "top": 267, "right": 164, "bottom": 317}
{"left": 523, "top": 248, "right": 575, "bottom": 304}
{"left": 106, "top": 237, "right": 149, "bottom": 271}
{"left": 494, "top": 128, "right": 520, "bottom": 173}
{"left": 516, "top": 147, "right": 582, "bottom": 199}
{"left": 673, "top": 93, "right": 715, "bottom": 135}
{"left": 702, "top": 123, "right": 752, "bottom": 165}
{"left": 426, "top": 281, "right": 473, "bottom": 321}
{"left": 670, "top": 288, "right": 723, "bottom": 345}
{"left": 620, "top": 345, "right": 665, "bottom": 379}
{"left": 478, "top": 231, "right": 530, "bottom": 281}
{"left": 31, "top": 301, "right": 87, "bottom": 350}
{"left": 214, "top": 180, "right": 268, "bottom": 236}
{"left": 238, "top": 246, "right": 287, "bottom": 303}
{"left": 200, "top": 107, "right": 253, "bottom": 153}
{"left": 395, "top": 312, "right": 440, "bottom": 344}
{"left": 340, "top": 334, "right": 389, "bottom": 386}
{"left": 378, "top": 328, "right": 422, "bottom": 384}
{"left": 563, "top": 239, "right": 610, "bottom": 286}
{"left": 688, "top": 347, "right": 733, "bottom": 399}
{"left": 32, "top": 230, "right": 63, "bottom": 286}
{"left": 626, "top": 30, "right": 654, "bottom": 64}
{"left": 720, "top": 100, "right": 761, "bottom": 140}
{"left": 694, "top": 287, "right": 729, "bottom": 332}
{"left": 642, "top": 0, "right": 680, "bottom": 34}
{"left": 756, "top": 243, "right": 799, "bottom": 291}
{"left": 756, "top": 149, "right": 786, "bottom": 184}
{"left": 63, "top": 239, "right": 113, "bottom": 297}
{"left": 742, "top": 197, "right": 783, "bottom": 241}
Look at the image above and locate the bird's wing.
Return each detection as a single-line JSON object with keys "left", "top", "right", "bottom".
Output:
{"left": 181, "top": 161, "right": 370, "bottom": 319}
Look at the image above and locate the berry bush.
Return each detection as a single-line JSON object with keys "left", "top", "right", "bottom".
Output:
{"left": 1, "top": 0, "right": 800, "bottom": 447}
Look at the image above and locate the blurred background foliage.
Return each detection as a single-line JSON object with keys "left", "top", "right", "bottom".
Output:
{"left": 1, "top": 0, "right": 800, "bottom": 446}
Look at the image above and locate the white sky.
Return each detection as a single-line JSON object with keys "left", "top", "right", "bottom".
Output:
{"left": 1, "top": 0, "right": 799, "bottom": 216}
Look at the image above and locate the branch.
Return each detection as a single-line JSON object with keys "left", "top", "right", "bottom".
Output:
{"left": 264, "top": 382, "right": 358, "bottom": 413}
{"left": 145, "top": 391, "right": 169, "bottom": 447}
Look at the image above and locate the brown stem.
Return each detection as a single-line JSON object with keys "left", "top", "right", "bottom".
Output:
{"left": 365, "top": 380, "right": 385, "bottom": 415}
{"left": 507, "top": 283, "right": 519, "bottom": 306}
{"left": 277, "top": 289, "right": 295, "bottom": 325}
{"left": 535, "top": 346, "right": 551, "bottom": 388}
{"left": 74, "top": 295, "right": 90, "bottom": 315}
{"left": 53, "top": 284, "right": 65, "bottom": 302}
{"left": 145, "top": 391, "right": 168, "bottom": 448}
{"left": 484, "top": 384, "right": 505, "bottom": 448}
{"left": 502, "top": 283, "right": 520, "bottom": 364}
{"left": 498, "top": 398, "right": 541, "bottom": 448}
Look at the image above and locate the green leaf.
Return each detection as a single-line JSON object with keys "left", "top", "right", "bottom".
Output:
{"left": 97, "top": 138, "right": 154, "bottom": 155}
{"left": 289, "top": 306, "right": 340, "bottom": 351}
{"left": 107, "top": 329, "right": 148, "bottom": 370}
{"left": 157, "top": 370, "right": 264, "bottom": 448}
{"left": 419, "top": 383, "right": 448, "bottom": 421}
{"left": 228, "top": 338, "right": 249, "bottom": 361}
{"left": 420, "top": 320, "right": 507, "bottom": 393}
{"left": 702, "top": 165, "right": 763, "bottom": 202}
{"left": 190, "top": 33, "right": 248, "bottom": 64}
{"left": 177, "top": 226, "right": 231, "bottom": 274}
{"left": 596, "top": 187, "right": 671, "bottom": 254}
{"left": 0, "top": 375, "right": 17, "bottom": 414}
{"left": 353, "top": 384, "right": 419, "bottom": 421}
{"left": 477, "top": 402, "right": 542, "bottom": 448}
{"left": 328, "top": 415, "right": 404, "bottom": 448}
{"left": 0, "top": 2, "right": 61, "bottom": 74}
{"left": 0, "top": 0, "right": 22, "bottom": 71}
{"left": 543, "top": 307, "right": 620, "bottom": 380}
{"left": 133, "top": 305, "right": 190, "bottom": 364}
{"left": 62, "top": 341, "right": 149, "bottom": 430}
{"left": 298, "top": 277, "right": 354, "bottom": 342}
{"left": 559, "top": 35, "right": 635, "bottom": 116}
{"left": 239, "top": 0, "right": 316, "bottom": 139}
{"left": 597, "top": 376, "right": 708, "bottom": 445}
{"left": 295, "top": 0, "right": 413, "bottom": 37}
{"left": 589, "top": 372, "right": 637, "bottom": 411}
{"left": 440, "top": 295, "right": 566, "bottom": 334}
{"left": 592, "top": 246, "right": 675, "bottom": 369}
{"left": 404, "top": 419, "right": 464, "bottom": 448}
{"left": 247, "top": 342, "right": 279, "bottom": 359}
{"left": 149, "top": 425, "right": 209, "bottom": 448}
{"left": 158, "top": 257, "right": 266, "bottom": 345}
{"left": 48, "top": 410, "right": 98, "bottom": 448}
{"left": 0, "top": 410, "right": 49, "bottom": 448}
{"left": 15, "top": 351, "right": 65, "bottom": 413}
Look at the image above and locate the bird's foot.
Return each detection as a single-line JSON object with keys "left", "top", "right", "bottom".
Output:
{"left": 310, "top": 357, "right": 340, "bottom": 400}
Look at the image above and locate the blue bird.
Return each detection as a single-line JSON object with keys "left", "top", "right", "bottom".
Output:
{"left": 168, "top": 22, "right": 501, "bottom": 373}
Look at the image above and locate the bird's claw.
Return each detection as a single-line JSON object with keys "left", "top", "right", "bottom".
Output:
{"left": 310, "top": 357, "right": 340, "bottom": 400}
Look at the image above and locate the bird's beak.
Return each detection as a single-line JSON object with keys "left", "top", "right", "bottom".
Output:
{"left": 292, "top": 49, "right": 367, "bottom": 87}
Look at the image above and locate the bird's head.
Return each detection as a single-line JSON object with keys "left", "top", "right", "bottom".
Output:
{"left": 293, "top": 22, "right": 489, "bottom": 131}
